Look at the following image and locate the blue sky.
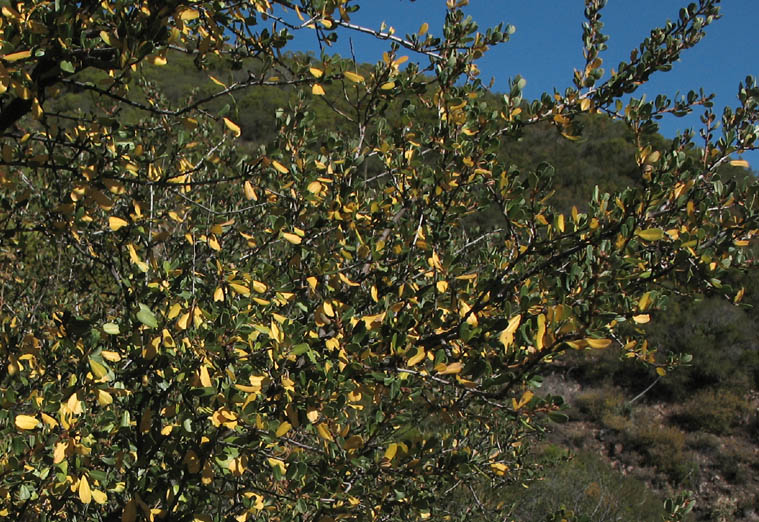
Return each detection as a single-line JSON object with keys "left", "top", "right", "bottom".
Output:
{"left": 282, "top": 0, "right": 759, "bottom": 168}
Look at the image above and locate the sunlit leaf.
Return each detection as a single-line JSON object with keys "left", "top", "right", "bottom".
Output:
{"left": 343, "top": 71, "right": 365, "bottom": 83}
{"left": 730, "top": 159, "right": 750, "bottom": 168}
{"left": 282, "top": 232, "right": 302, "bottom": 245}
{"left": 275, "top": 421, "right": 292, "bottom": 437}
{"left": 14, "top": 415, "right": 39, "bottom": 430}
{"left": 632, "top": 314, "right": 650, "bottom": 324}
{"left": 78, "top": 476, "right": 92, "bottom": 504}
{"left": 223, "top": 117, "right": 241, "bottom": 137}
{"left": 498, "top": 314, "right": 522, "bottom": 349}
{"left": 316, "top": 423, "right": 334, "bottom": 441}
{"left": 585, "top": 338, "right": 612, "bottom": 349}
{"left": 272, "top": 160, "right": 288, "bottom": 174}
{"left": 407, "top": 348, "right": 425, "bottom": 367}
{"left": 109, "top": 216, "right": 128, "bottom": 231}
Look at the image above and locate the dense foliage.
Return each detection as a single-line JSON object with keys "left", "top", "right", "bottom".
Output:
{"left": 1, "top": 1, "right": 758, "bottom": 520}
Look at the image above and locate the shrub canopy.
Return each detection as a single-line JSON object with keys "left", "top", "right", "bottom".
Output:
{"left": 0, "top": 1, "right": 758, "bottom": 520}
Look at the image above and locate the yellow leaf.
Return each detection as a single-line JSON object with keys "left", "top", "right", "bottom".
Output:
{"left": 207, "top": 235, "right": 221, "bottom": 251}
{"left": 2, "top": 50, "right": 31, "bottom": 62}
{"left": 177, "top": 311, "right": 191, "bottom": 330}
{"left": 91, "top": 489, "right": 107, "bottom": 505}
{"left": 419, "top": 22, "right": 429, "bottom": 35}
{"left": 127, "top": 243, "right": 148, "bottom": 272}
{"left": 97, "top": 389, "right": 113, "bottom": 406}
{"left": 222, "top": 117, "right": 241, "bottom": 137}
{"left": 251, "top": 280, "right": 267, "bottom": 293}
{"left": 208, "top": 75, "right": 226, "bottom": 88}
{"left": 535, "top": 314, "right": 546, "bottom": 351}
{"left": 199, "top": 365, "right": 212, "bottom": 388}
{"left": 632, "top": 314, "right": 650, "bottom": 324}
{"left": 339, "top": 273, "right": 359, "bottom": 287}
{"left": 393, "top": 56, "right": 409, "bottom": 67}
{"left": 282, "top": 232, "right": 302, "bottom": 245}
{"left": 512, "top": 390, "right": 533, "bottom": 411}
{"left": 307, "top": 180, "right": 323, "bottom": 194}
{"left": 636, "top": 228, "right": 664, "bottom": 241}
{"left": 41, "top": 413, "right": 58, "bottom": 428}
{"left": 580, "top": 97, "right": 591, "bottom": 111}
{"left": 14, "top": 414, "right": 39, "bottom": 430}
{"left": 267, "top": 457, "right": 286, "bottom": 473}
{"left": 312, "top": 83, "right": 325, "bottom": 96}
{"left": 557, "top": 213, "right": 565, "bottom": 233}
{"left": 168, "top": 303, "right": 182, "bottom": 320}
{"left": 101, "top": 350, "right": 121, "bottom": 362}
{"left": 272, "top": 160, "right": 288, "bottom": 174}
{"left": 213, "top": 286, "right": 224, "bottom": 302}
{"left": 275, "top": 421, "right": 292, "bottom": 437}
{"left": 53, "top": 441, "right": 68, "bottom": 464}
{"left": 243, "top": 180, "right": 256, "bottom": 200}
{"left": 407, "top": 347, "right": 425, "bottom": 367}
{"left": 179, "top": 8, "right": 200, "bottom": 21}
{"left": 343, "top": 435, "right": 363, "bottom": 450}
{"left": 229, "top": 282, "right": 250, "bottom": 296}
{"left": 307, "top": 409, "right": 319, "bottom": 423}
{"left": 638, "top": 292, "right": 651, "bottom": 311}
{"left": 148, "top": 55, "right": 167, "bottom": 66}
{"left": 79, "top": 475, "right": 92, "bottom": 504}
{"left": 380, "top": 81, "right": 395, "bottom": 90}
{"left": 656, "top": 367, "right": 667, "bottom": 376}
{"left": 585, "top": 338, "right": 612, "bottom": 349}
{"left": 343, "top": 71, "right": 365, "bottom": 83}
{"left": 437, "top": 361, "right": 463, "bottom": 375}
{"left": 384, "top": 443, "right": 398, "bottom": 461}
{"left": 316, "top": 423, "right": 334, "bottom": 442}
{"left": 108, "top": 216, "right": 128, "bottom": 231}
{"left": 730, "top": 159, "right": 750, "bottom": 168}
{"left": 67, "top": 392, "right": 82, "bottom": 414}
{"left": 490, "top": 462, "right": 509, "bottom": 476}
{"left": 436, "top": 280, "right": 448, "bottom": 292}
{"left": 309, "top": 67, "right": 323, "bottom": 78}
{"left": 498, "top": 314, "right": 521, "bottom": 349}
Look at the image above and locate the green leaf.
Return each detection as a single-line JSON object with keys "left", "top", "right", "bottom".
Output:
{"left": 636, "top": 228, "right": 664, "bottom": 241}
{"left": 60, "top": 60, "right": 75, "bottom": 73}
{"left": 136, "top": 304, "right": 158, "bottom": 328}
{"left": 102, "top": 322, "right": 120, "bottom": 335}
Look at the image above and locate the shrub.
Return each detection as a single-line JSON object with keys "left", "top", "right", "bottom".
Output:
{"left": 574, "top": 386, "right": 626, "bottom": 423}
{"left": 498, "top": 450, "right": 669, "bottom": 521}
{"left": 674, "top": 389, "right": 751, "bottom": 435}
{"left": 623, "top": 417, "right": 695, "bottom": 484}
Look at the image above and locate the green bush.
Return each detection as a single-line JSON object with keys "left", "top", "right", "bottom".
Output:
{"left": 574, "top": 386, "right": 626, "bottom": 423}
{"left": 674, "top": 389, "right": 751, "bottom": 435}
{"left": 623, "top": 417, "right": 696, "bottom": 484}
{"left": 497, "top": 449, "right": 670, "bottom": 521}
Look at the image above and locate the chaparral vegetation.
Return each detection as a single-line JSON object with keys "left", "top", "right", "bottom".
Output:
{"left": 1, "top": 1, "right": 758, "bottom": 520}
